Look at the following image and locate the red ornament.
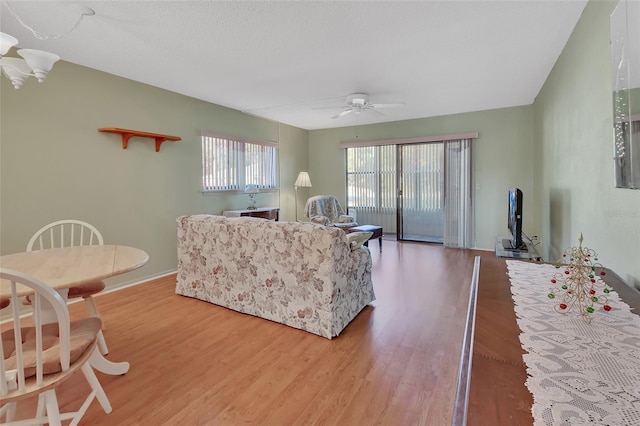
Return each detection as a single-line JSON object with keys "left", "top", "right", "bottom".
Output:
{"left": 551, "top": 279, "right": 557, "bottom": 284}
{"left": 590, "top": 279, "right": 596, "bottom": 283}
{"left": 603, "top": 305, "right": 611, "bottom": 311}
{"left": 600, "top": 271, "right": 606, "bottom": 276}
{"left": 559, "top": 303, "right": 567, "bottom": 310}
{"left": 564, "top": 270, "right": 570, "bottom": 275}
{"left": 589, "top": 289, "right": 596, "bottom": 295}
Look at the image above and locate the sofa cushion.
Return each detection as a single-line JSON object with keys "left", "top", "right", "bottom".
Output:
{"left": 337, "top": 215, "right": 356, "bottom": 223}
{"left": 346, "top": 231, "right": 373, "bottom": 250}
{"left": 310, "top": 215, "right": 331, "bottom": 226}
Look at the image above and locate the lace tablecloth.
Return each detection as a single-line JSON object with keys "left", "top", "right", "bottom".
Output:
{"left": 506, "top": 260, "right": 640, "bottom": 425}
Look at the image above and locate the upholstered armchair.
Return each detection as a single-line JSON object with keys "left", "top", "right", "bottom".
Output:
{"left": 304, "top": 195, "right": 358, "bottom": 229}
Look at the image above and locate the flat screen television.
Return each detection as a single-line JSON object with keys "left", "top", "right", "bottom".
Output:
{"left": 506, "top": 188, "right": 526, "bottom": 250}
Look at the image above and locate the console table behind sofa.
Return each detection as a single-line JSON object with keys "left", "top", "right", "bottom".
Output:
{"left": 222, "top": 207, "right": 279, "bottom": 221}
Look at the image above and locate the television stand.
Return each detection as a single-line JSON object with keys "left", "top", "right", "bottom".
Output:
{"left": 495, "top": 237, "right": 541, "bottom": 261}
{"left": 501, "top": 239, "right": 528, "bottom": 252}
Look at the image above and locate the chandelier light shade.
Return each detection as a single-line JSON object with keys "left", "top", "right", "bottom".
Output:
{"left": 0, "top": 32, "right": 18, "bottom": 55}
{"left": 294, "top": 172, "right": 312, "bottom": 221}
{"left": 0, "top": 57, "right": 31, "bottom": 88}
{"left": 17, "top": 49, "right": 60, "bottom": 82}
{"left": 0, "top": 32, "right": 60, "bottom": 89}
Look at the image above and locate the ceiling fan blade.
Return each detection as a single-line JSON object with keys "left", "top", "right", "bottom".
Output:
{"left": 312, "top": 105, "right": 345, "bottom": 110}
{"left": 331, "top": 109, "right": 353, "bottom": 119}
{"left": 369, "top": 108, "right": 386, "bottom": 116}
{"left": 242, "top": 95, "right": 345, "bottom": 113}
{"left": 370, "top": 102, "right": 405, "bottom": 109}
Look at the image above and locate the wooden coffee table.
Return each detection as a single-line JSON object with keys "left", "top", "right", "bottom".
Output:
{"left": 348, "top": 225, "right": 383, "bottom": 252}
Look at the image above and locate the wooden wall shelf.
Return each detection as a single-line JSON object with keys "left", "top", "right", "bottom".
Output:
{"left": 98, "top": 128, "right": 181, "bottom": 152}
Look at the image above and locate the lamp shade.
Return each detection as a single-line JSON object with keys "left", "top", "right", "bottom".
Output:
{"left": 244, "top": 184, "right": 259, "bottom": 194}
{"left": 294, "top": 172, "right": 312, "bottom": 188}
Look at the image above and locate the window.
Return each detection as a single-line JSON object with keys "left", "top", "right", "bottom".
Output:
{"left": 347, "top": 145, "right": 396, "bottom": 212}
{"left": 201, "top": 133, "right": 278, "bottom": 191}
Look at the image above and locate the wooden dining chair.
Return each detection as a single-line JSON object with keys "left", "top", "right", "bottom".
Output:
{"left": 26, "top": 220, "right": 109, "bottom": 355}
{"left": 0, "top": 269, "right": 112, "bottom": 425}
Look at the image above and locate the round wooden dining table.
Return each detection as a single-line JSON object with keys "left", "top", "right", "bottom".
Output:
{"left": 0, "top": 244, "right": 149, "bottom": 375}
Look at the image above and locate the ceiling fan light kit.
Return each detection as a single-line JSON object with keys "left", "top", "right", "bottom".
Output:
{"left": 348, "top": 93, "right": 368, "bottom": 106}
{"left": 328, "top": 93, "right": 405, "bottom": 119}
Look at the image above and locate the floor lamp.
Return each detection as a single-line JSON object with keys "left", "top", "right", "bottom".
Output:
{"left": 294, "top": 171, "right": 312, "bottom": 221}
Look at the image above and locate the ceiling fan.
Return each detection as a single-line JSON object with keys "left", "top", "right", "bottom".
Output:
{"left": 315, "top": 93, "right": 405, "bottom": 119}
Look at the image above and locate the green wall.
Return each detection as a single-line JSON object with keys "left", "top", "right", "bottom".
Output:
{"left": 0, "top": 61, "right": 308, "bottom": 287}
{"left": 631, "top": 87, "right": 640, "bottom": 115}
{"left": 533, "top": 0, "right": 640, "bottom": 288}
{"left": 308, "top": 105, "right": 535, "bottom": 251}
{"left": 306, "top": 0, "right": 638, "bottom": 289}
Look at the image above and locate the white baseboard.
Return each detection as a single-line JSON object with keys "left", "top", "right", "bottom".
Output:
{"left": 95, "top": 269, "right": 178, "bottom": 298}
{"left": 1, "top": 269, "right": 178, "bottom": 323}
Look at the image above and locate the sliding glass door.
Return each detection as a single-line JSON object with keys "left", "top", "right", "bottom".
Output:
{"left": 347, "top": 137, "right": 473, "bottom": 247}
{"left": 346, "top": 145, "right": 397, "bottom": 232}
{"left": 397, "top": 142, "right": 444, "bottom": 243}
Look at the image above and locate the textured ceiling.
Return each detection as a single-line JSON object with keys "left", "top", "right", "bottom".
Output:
{"left": 0, "top": 0, "right": 588, "bottom": 130}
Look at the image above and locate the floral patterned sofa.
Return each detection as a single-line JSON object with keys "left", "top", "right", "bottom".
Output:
{"left": 175, "top": 215, "right": 375, "bottom": 339}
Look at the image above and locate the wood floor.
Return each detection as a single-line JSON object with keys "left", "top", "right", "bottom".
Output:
{"left": 11, "top": 241, "right": 490, "bottom": 425}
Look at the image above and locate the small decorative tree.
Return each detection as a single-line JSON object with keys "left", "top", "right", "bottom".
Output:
{"left": 547, "top": 233, "right": 611, "bottom": 324}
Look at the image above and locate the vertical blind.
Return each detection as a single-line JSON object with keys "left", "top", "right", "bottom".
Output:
{"left": 347, "top": 145, "right": 396, "bottom": 212}
{"left": 244, "top": 142, "right": 278, "bottom": 189}
{"left": 347, "top": 143, "right": 444, "bottom": 212}
{"left": 399, "top": 143, "right": 443, "bottom": 212}
{"left": 201, "top": 134, "right": 277, "bottom": 191}
{"left": 443, "top": 139, "right": 474, "bottom": 248}
{"left": 346, "top": 136, "right": 475, "bottom": 249}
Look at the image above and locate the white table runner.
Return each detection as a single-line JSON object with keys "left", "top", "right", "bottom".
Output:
{"left": 506, "top": 260, "right": 640, "bottom": 425}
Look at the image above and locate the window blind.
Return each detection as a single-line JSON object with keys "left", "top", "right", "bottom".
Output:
{"left": 201, "top": 134, "right": 277, "bottom": 191}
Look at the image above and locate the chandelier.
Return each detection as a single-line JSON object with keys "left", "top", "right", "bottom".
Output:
{"left": 0, "top": 32, "right": 60, "bottom": 89}
{"left": 0, "top": 3, "right": 94, "bottom": 89}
